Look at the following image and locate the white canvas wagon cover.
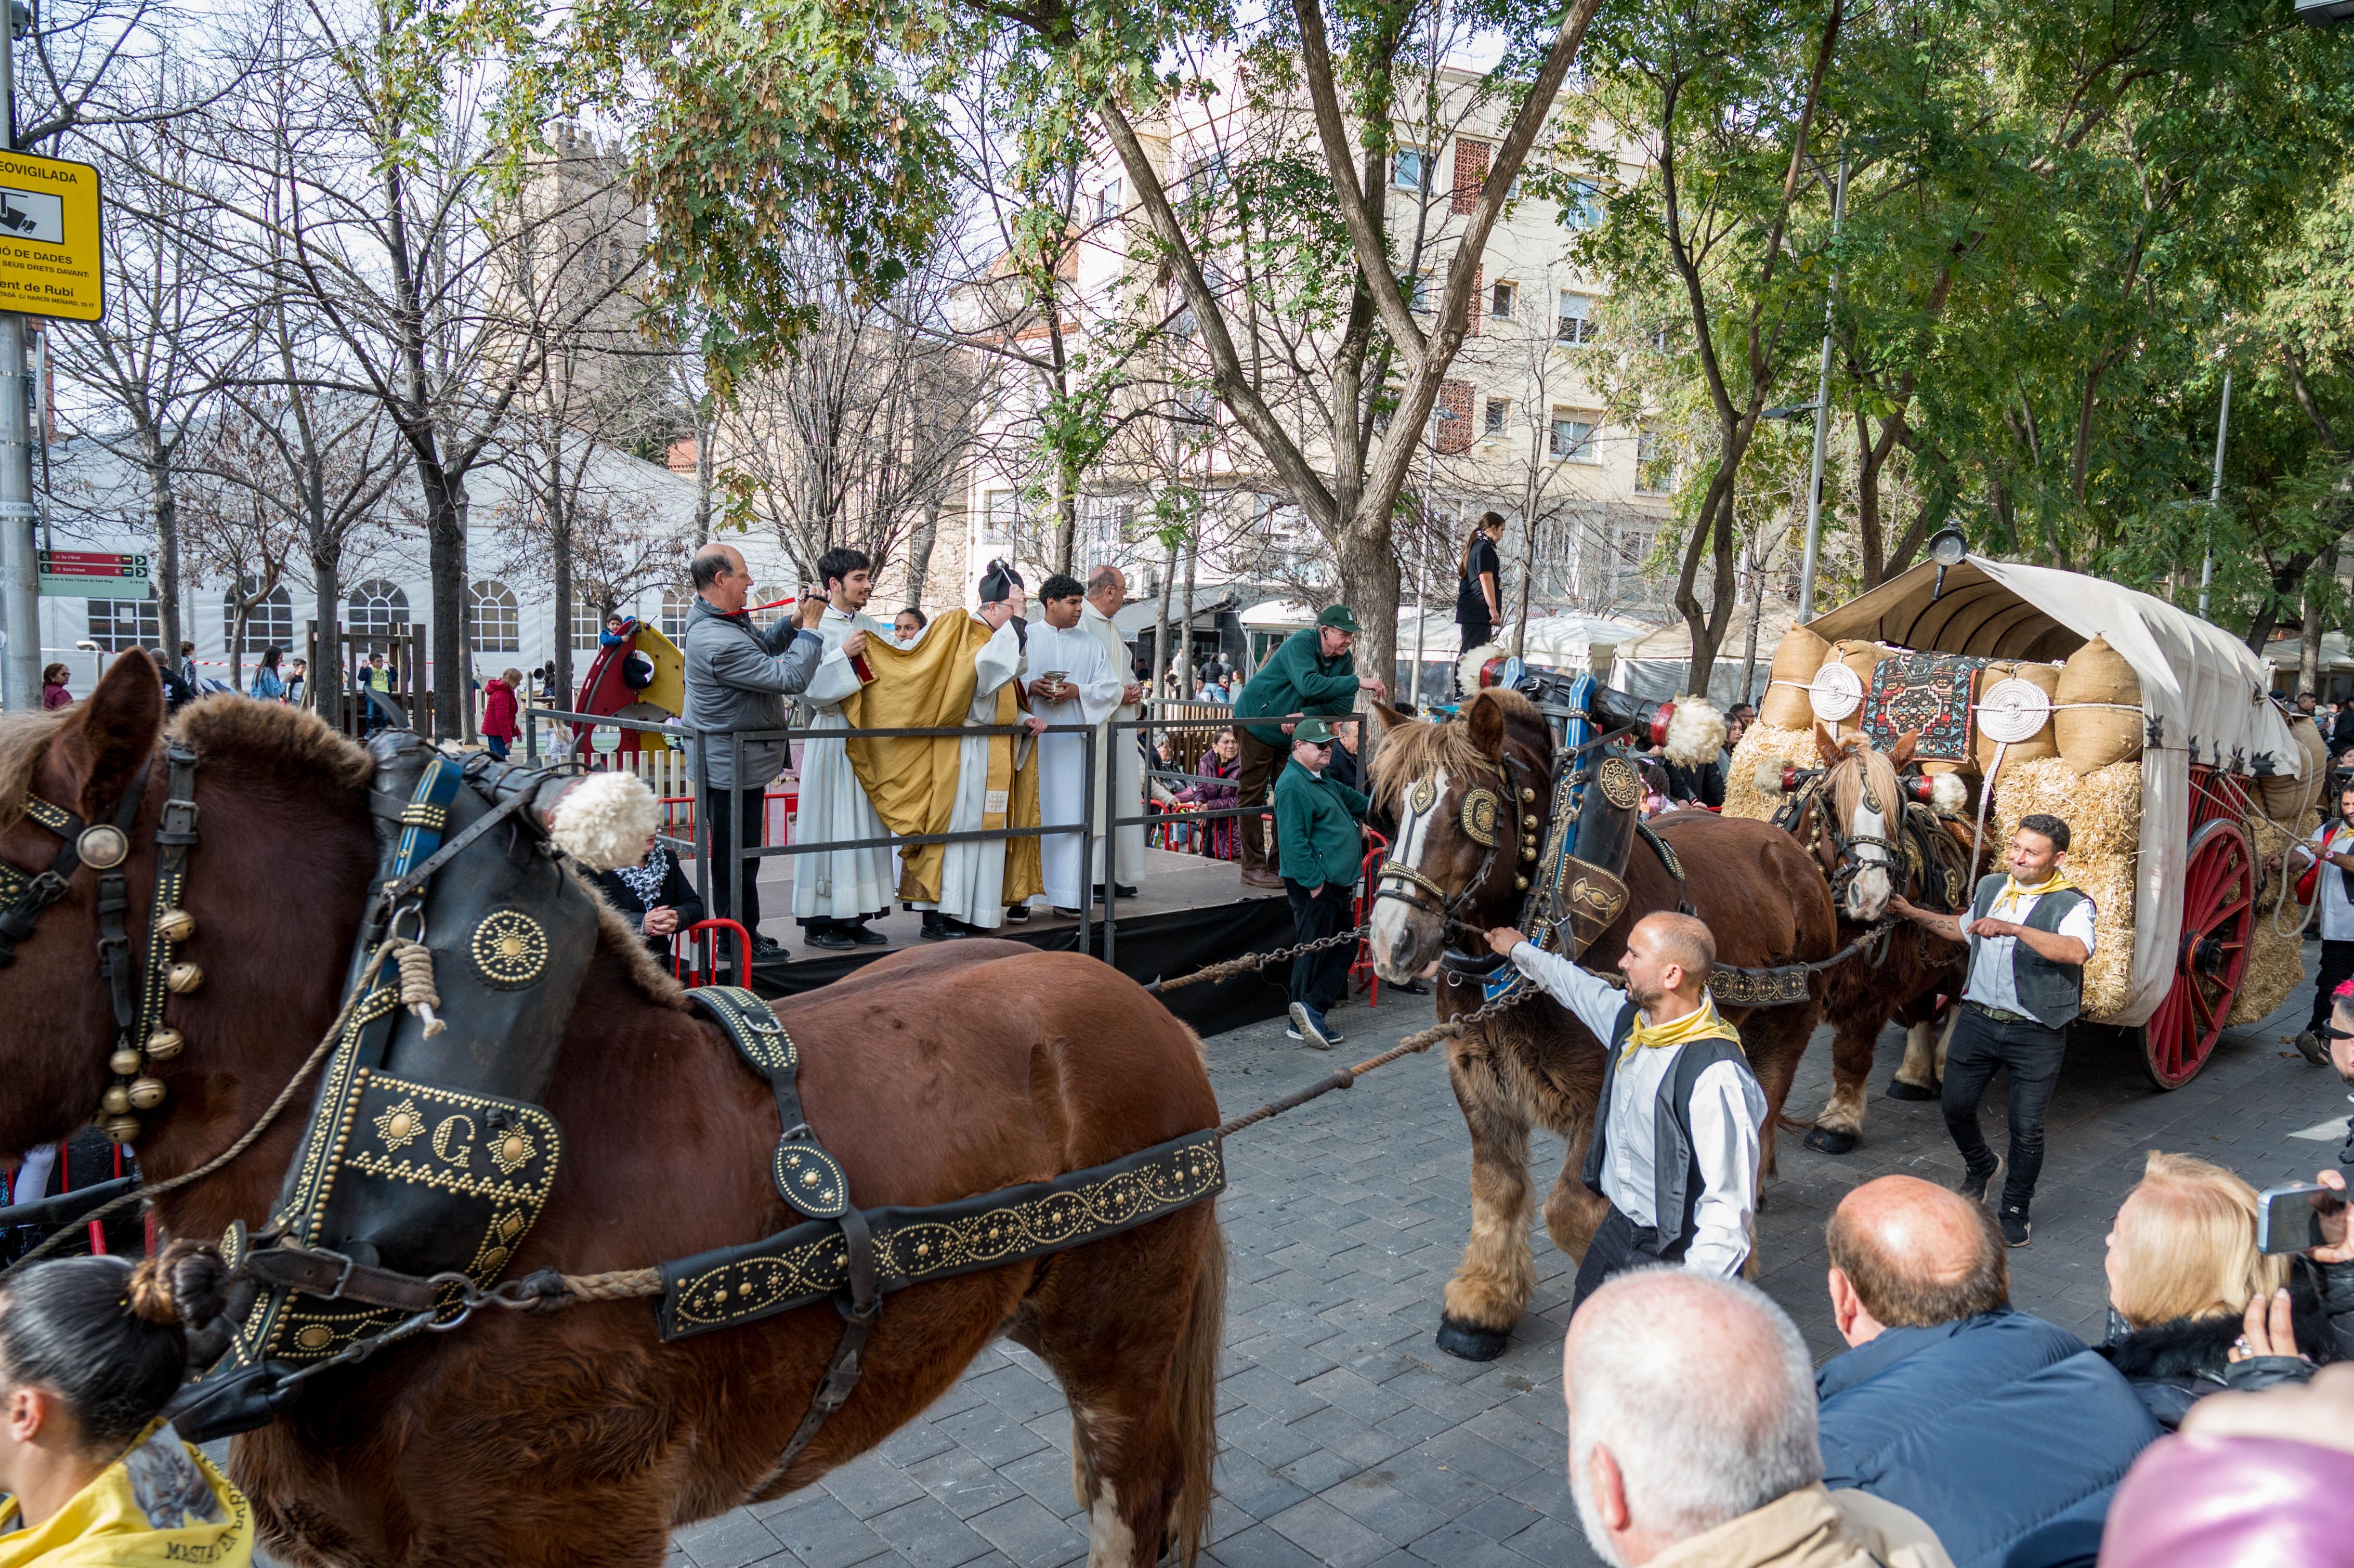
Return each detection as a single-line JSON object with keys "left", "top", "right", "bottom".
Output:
{"left": 1802, "top": 556, "right": 2301, "bottom": 1027}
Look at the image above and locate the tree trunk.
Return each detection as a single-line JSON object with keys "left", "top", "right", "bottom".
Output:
{"left": 907, "top": 496, "right": 940, "bottom": 609}
{"left": 2303, "top": 543, "right": 2337, "bottom": 696}
{"left": 1736, "top": 528, "right": 1765, "bottom": 704}
{"left": 1178, "top": 534, "right": 1197, "bottom": 686}
{"left": 1054, "top": 449, "right": 1078, "bottom": 577}
{"left": 694, "top": 404, "right": 717, "bottom": 546}
{"left": 229, "top": 607, "right": 249, "bottom": 690}
{"left": 1152, "top": 535, "right": 1176, "bottom": 698}
{"left": 310, "top": 554, "right": 342, "bottom": 729}
{"left": 552, "top": 513, "right": 575, "bottom": 713}
{"left": 144, "top": 435, "right": 183, "bottom": 658}
{"left": 2246, "top": 550, "right": 2317, "bottom": 657}
{"left": 1336, "top": 509, "right": 1403, "bottom": 702}
{"left": 416, "top": 459, "right": 468, "bottom": 741}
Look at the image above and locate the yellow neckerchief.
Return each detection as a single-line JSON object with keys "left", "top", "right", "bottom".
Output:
{"left": 1991, "top": 869, "right": 2078, "bottom": 917}
{"left": 1619, "top": 991, "right": 1744, "bottom": 1065}
{"left": 0, "top": 1419, "right": 254, "bottom": 1568}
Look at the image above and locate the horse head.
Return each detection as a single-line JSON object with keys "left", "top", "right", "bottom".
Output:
{"left": 1800, "top": 723, "right": 1965, "bottom": 924}
{"left": 0, "top": 654, "right": 377, "bottom": 1218}
{"left": 1365, "top": 690, "right": 1550, "bottom": 983}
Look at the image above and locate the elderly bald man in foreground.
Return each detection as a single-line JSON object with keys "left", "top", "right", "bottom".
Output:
{"left": 1812, "top": 1175, "right": 2157, "bottom": 1568}
{"left": 1565, "top": 1267, "right": 1950, "bottom": 1568}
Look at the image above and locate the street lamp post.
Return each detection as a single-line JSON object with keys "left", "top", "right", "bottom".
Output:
{"left": 1795, "top": 149, "right": 1848, "bottom": 625}
{"left": 2197, "top": 368, "right": 2232, "bottom": 621}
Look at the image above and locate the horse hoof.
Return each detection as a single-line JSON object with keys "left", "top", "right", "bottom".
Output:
{"left": 1804, "top": 1126, "right": 1859, "bottom": 1155}
{"left": 1435, "top": 1315, "right": 1511, "bottom": 1362}
{"left": 1885, "top": 1079, "right": 1939, "bottom": 1102}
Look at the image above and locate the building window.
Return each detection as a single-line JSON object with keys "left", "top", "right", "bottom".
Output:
{"left": 1485, "top": 398, "right": 1509, "bottom": 436}
{"left": 571, "top": 595, "right": 614, "bottom": 650}
{"left": 468, "top": 579, "right": 519, "bottom": 653}
{"left": 1550, "top": 412, "right": 1599, "bottom": 463}
{"left": 1561, "top": 178, "right": 1605, "bottom": 230}
{"left": 86, "top": 597, "right": 157, "bottom": 652}
{"left": 1636, "top": 429, "right": 1676, "bottom": 494}
{"left": 347, "top": 579, "right": 409, "bottom": 645}
{"left": 983, "top": 488, "right": 1018, "bottom": 548}
{"left": 225, "top": 579, "right": 294, "bottom": 654}
{"left": 1491, "top": 281, "right": 1515, "bottom": 321}
{"left": 1096, "top": 180, "right": 1121, "bottom": 220}
{"left": 659, "top": 587, "right": 691, "bottom": 641}
{"left": 1393, "top": 147, "right": 1431, "bottom": 192}
{"left": 1557, "top": 292, "right": 1599, "bottom": 345}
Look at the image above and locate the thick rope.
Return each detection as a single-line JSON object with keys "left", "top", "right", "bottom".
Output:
{"left": 551, "top": 1266, "right": 663, "bottom": 1302}
{"left": 2, "top": 937, "right": 400, "bottom": 1278}
{"left": 390, "top": 936, "right": 447, "bottom": 1037}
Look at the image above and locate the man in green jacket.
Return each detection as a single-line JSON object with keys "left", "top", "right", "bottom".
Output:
{"left": 1274, "top": 717, "right": 1371, "bottom": 1050}
{"left": 1234, "top": 605, "right": 1388, "bottom": 887}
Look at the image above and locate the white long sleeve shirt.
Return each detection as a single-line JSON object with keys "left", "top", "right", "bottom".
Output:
{"left": 1960, "top": 886, "right": 2098, "bottom": 1013}
{"left": 1507, "top": 942, "right": 1766, "bottom": 1279}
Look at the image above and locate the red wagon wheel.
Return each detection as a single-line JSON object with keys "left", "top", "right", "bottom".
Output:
{"left": 2140, "top": 818, "right": 2254, "bottom": 1090}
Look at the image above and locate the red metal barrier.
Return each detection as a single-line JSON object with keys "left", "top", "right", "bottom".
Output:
{"left": 673, "top": 918, "right": 754, "bottom": 989}
{"left": 1350, "top": 832, "right": 1391, "bottom": 1007}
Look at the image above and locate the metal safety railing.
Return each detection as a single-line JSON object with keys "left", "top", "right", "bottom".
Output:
{"left": 522, "top": 701, "right": 1370, "bottom": 974}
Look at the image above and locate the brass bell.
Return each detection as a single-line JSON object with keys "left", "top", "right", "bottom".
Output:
{"left": 127, "top": 1077, "right": 167, "bottom": 1111}
{"left": 101, "top": 1083, "right": 132, "bottom": 1115}
{"left": 145, "top": 1028, "right": 185, "bottom": 1060}
{"left": 1514, "top": 874, "right": 1530, "bottom": 890}
{"left": 1522, "top": 814, "right": 1539, "bottom": 832}
{"left": 1521, "top": 843, "right": 1540, "bottom": 861}
{"left": 103, "top": 1114, "right": 142, "bottom": 1144}
{"left": 156, "top": 907, "right": 196, "bottom": 943}
{"left": 165, "top": 962, "right": 203, "bottom": 994}
{"left": 1521, "top": 788, "right": 1536, "bottom": 803}
{"left": 109, "top": 1047, "right": 144, "bottom": 1076}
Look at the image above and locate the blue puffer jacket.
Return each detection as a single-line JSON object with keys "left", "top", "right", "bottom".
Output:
{"left": 1815, "top": 1309, "right": 2161, "bottom": 1568}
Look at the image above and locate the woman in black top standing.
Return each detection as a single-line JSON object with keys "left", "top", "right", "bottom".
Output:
{"left": 1455, "top": 511, "right": 1508, "bottom": 652}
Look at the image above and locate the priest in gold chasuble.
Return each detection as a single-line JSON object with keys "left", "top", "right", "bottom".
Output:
{"left": 840, "top": 562, "right": 1044, "bottom": 931}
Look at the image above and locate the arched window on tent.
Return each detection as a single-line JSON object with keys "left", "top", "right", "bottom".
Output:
{"left": 223, "top": 579, "right": 294, "bottom": 655}
{"left": 659, "top": 587, "right": 691, "bottom": 642}
{"left": 469, "top": 579, "right": 519, "bottom": 653}
{"left": 347, "top": 579, "right": 411, "bottom": 649}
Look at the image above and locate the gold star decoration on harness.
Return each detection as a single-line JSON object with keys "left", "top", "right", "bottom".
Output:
{"left": 372, "top": 1098, "right": 426, "bottom": 1151}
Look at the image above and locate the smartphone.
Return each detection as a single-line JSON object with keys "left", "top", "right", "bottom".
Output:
{"left": 2257, "top": 1181, "right": 2347, "bottom": 1254}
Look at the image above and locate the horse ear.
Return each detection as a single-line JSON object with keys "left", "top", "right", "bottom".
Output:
{"left": 48, "top": 652, "right": 164, "bottom": 822}
{"left": 1466, "top": 691, "right": 1508, "bottom": 759}
{"left": 1889, "top": 729, "right": 1920, "bottom": 769}
{"left": 1366, "top": 699, "right": 1417, "bottom": 735}
{"left": 1812, "top": 721, "right": 1844, "bottom": 767}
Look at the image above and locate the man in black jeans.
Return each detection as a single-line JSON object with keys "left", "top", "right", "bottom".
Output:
{"left": 1889, "top": 813, "right": 2093, "bottom": 1249}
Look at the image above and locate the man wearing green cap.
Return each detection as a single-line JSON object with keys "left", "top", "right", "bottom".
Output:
{"left": 1233, "top": 605, "right": 1389, "bottom": 888}
{"left": 1273, "top": 716, "right": 1371, "bottom": 1048}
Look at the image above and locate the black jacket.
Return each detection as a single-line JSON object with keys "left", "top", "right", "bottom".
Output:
{"left": 2099, "top": 1300, "right": 2327, "bottom": 1430}
{"left": 592, "top": 851, "right": 706, "bottom": 958}
{"left": 1665, "top": 756, "right": 1725, "bottom": 808}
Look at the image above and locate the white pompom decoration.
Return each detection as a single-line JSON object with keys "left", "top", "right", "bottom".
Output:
{"left": 548, "top": 770, "right": 661, "bottom": 870}
{"left": 1927, "top": 773, "right": 1969, "bottom": 815}
{"left": 1663, "top": 696, "right": 1729, "bottom": 768}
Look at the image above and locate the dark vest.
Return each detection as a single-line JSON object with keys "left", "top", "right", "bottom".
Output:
{"left": 1579, "top": 1001, "right": 1756, "bottom": 1258}
{"left": 1968, "top": 873, "right": 2091, "bottom": 1029}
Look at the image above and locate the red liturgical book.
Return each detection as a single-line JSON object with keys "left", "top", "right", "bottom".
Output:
{"left": 850, "top": 652, "right": 875, "bottom": 685}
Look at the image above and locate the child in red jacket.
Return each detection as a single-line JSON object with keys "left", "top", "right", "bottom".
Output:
{"left": 482, "top": 668, "right": 521, "bottom": 759}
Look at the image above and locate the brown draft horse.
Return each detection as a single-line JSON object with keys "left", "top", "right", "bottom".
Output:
{"left": 0, "top": 656, "right": 1224, "bottom": 1568}
{"left": 1362, "top": 689, "right": 1840, "bottom": 1360}
{"left": 1777, "top": 724, "right": 1985, "bottom": 1140}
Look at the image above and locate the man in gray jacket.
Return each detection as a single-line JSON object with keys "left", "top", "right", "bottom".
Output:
{"left": 684, "top": 541, "right": 843, "bottom": 959}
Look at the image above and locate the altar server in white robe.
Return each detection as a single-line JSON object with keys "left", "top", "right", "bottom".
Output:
{"left": 792, "top": 546, "right": 895, "bottom": 949}
{"left": 912, "top": 564, "right": 1044, "bottom": 936}
{"left": 1082, "top": 566, "right": 1149, "bottom": 897}
{"left": 1030, "top": 573, "right": 1128, "bottom": 914}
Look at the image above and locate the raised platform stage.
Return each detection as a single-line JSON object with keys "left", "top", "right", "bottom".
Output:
{"left": 741, "top": 848, "right": 1308, "bottom": 1032}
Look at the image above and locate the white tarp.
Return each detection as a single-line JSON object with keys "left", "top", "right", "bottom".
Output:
{"left": 1804, "top": 556, "right": 2300, "bottom": 1028}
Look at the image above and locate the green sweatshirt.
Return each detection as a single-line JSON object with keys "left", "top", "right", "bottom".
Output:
{"left": 1273, "top": 763, "right": 1370, "bottom": 889}
{"left": 1234, "top": 629, "right": 1360, "bottom": 746}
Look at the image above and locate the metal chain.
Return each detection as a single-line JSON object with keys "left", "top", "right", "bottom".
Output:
{"left": 1145, "top": 923, "right": 1368, "bottom": 994}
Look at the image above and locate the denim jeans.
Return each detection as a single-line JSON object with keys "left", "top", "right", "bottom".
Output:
{"left": 1942, "top": 1005, "right": 2069, "bottom": 1213}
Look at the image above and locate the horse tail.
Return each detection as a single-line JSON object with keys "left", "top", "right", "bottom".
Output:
{"left": 1166, "top": 1206, "right": 1226, "bottom": 1567}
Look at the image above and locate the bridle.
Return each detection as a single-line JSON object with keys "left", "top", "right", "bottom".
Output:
{"left": 1374, "top": 750, "right": 1543, "bottom": 945}
{"left": 0, "top": 743, "right": 201, "bottom": 1145}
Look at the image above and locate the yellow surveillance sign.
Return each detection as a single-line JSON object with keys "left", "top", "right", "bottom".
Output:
{"left": 0, "top": 151, "right": 101, "bottom": 321}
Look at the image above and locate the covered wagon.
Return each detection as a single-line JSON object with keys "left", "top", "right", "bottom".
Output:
{"left": 1723, "top": 555, "right": 2325, "bottom": 1088}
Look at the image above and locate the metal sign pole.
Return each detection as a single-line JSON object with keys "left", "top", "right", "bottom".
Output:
{"left": 0, "top": 16, "right": 33, "bottom": 712}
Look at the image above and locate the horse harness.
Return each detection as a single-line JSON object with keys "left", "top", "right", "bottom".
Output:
{"left": 1773, "top": 768, "right": 1973, "bottom": 918}
{"left": 0, "top": 744, "right": 201, "bottom": 1145}
{"left": 1, "top": 734, "right": 1225, "bottom": 1464}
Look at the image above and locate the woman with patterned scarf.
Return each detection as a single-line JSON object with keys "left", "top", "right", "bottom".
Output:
{"left": 593, "top": 833, "right": 708, "bottom": 962}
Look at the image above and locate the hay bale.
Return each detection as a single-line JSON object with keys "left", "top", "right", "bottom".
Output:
{"left": 1760, "top": 624, "right": 1831, "bottom": 730}
{"left": 2233, "top": 805, "right": 2316, "bottom": 1026}
{"left": 2056, "top": 636, "right": 2143, "bottom": 775}
{"left": 1724, "top": 720, "right": 1816, "bottom": 823}
{"left": 1972, "top": 661, "right": 2061, "bottom": 783}
{"left": 1991, "top": 755, "right": 2140, "bottom": 1021}
{"left": 1827, "top": 640, "right": 1890, "bottom": 739}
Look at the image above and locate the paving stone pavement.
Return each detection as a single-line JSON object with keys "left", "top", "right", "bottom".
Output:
{"left": 645, "top": 946, "right": 2348, "bottom": 1568}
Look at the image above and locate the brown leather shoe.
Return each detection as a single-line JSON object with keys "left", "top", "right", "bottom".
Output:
{"left": 1241, "top": 869, "right": 1284, "bottom": 889}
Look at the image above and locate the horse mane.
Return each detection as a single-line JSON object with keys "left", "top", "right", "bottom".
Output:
{"left": 171, "top": 695, "right": 380, "bottom": 794}
{"left": 1369, "top": 689, "right": 1546, "bottom": 807}
{"left": 0, "top": 704, "right": 76, "bottom": 830}
{"left": 1823, "top": 732, "right": 1904, "bottom": 831}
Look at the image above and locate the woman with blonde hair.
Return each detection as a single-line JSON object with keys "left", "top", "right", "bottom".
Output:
{"left": 2098, "top": 1150, "right": 2334, "bottom": 1428}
